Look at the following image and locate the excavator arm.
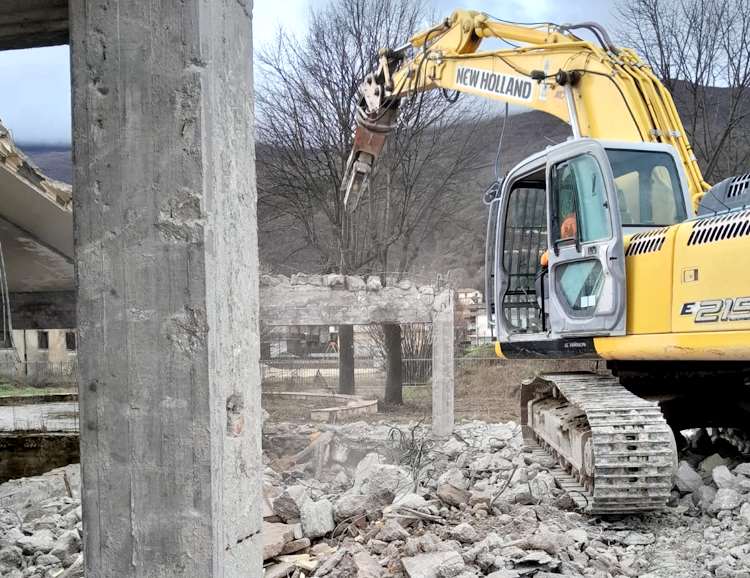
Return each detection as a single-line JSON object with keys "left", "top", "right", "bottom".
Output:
{"left": 342, "top": 9, "right": 710, "bottom": 211}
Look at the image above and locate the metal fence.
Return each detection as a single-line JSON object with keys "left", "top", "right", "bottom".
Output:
{"left": 261, "top": 355, "right": 504, "bottom": 393}
{"left": 261, "top": 356, "right": 384, "bottom": 392}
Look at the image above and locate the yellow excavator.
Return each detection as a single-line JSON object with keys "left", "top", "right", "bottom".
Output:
{"left": 341, "top": 9, "right": 750, "bottom": 513}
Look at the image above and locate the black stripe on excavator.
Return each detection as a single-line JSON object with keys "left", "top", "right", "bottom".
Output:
{"left": 499, "top": 338, "right": 599, "bottom": 359}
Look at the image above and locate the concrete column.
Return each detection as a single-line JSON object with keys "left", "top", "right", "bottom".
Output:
{"left": 432, "top": 291, "right": 455, "bottom": 436}
{"left": 338, "top": 324, "right": 355, "bottom": 394}
{"left": 384, "top": 323, "right": 403, "bottom": 404}
{"left": 70, "top": 1, "right": 261, "bottom": 576}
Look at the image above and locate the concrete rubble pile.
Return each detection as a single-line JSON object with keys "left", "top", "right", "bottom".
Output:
{"left": 0, "top": 465, "right": 83, "bottom": 578}
{"left": 3, "top": 421, "right": 750, "bottom": 577}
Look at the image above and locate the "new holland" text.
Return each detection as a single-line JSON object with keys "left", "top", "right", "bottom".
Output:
{"left": 455, "top": 66, "right": 533, "bottom": 102}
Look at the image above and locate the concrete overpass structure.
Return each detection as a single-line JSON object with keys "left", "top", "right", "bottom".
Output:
{"left": 0, "top": 123, "right": 74, "bottom": 329}
{"left": 0, "top": 0, "right": 68, "bottom": 51}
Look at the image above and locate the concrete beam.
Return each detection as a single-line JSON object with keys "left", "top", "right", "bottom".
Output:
{"left": 70, "top": 0, "right": 261, "bottom": 576}
{"left": 10, "top": 291, "right": 75, "bottom": 329}
{"left": 260, "top": 274, "right": 439, "bottom": 325}
{"left": 0, "top": 0, "right": 69, "bottom": 50}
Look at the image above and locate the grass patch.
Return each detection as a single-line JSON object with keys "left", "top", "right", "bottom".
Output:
{"left": 0, "top": 384, "right": 76, "bottom": 398}
{"left": 460, "top": 343, "right": 496, "bottom": 358}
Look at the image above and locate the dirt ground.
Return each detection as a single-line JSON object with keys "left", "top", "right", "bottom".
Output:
{"left": 262, "top": 359, "right": 601, "bottom": 425}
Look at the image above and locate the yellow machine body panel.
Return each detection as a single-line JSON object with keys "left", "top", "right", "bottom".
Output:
{"left": 594, "top": 331, "right": 750, "bottom": 360}
{"left": 670, "top": 209, "right": 750, "bottom": 333}
{"left": 593, "top": 208, "right": 750, "bottom": 360}
{"left": 496, "top": 214, "right": 750, "bottom": 361}
{"left": 620, "top": 227, "right": 676, "bottom": 335}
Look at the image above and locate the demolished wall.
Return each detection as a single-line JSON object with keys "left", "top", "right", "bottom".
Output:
{"left": 260, "top": 274, "right": 455, "bottom": 435}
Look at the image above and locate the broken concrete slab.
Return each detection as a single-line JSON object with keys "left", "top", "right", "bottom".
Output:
{"left": 263, "top": 523, "right": 296, "bottom": 561}
{"left": 675, "top": 461, "right": 703, "bottom": 493}
{"left": 300, "top": 499, "right": 335, "bottom": 539}
{"left": 401, "top": 550, "right": 465, "bottom": 578}
{"left": 437, "top": 483, "right": 470, "bottom": 508}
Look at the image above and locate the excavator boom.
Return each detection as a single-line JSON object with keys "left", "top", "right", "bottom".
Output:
{"left": 342, "top": 9, "right": 709, "bottom": 211}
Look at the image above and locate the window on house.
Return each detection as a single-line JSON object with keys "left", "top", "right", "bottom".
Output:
{"left": 65, "top": 331, "right": 76, "bottom": 351}
{"left": 37, "top": 331, "right": 49, "bottom": 350}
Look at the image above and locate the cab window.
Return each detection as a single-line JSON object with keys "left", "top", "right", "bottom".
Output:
{"left": 606, "top": 149, "right": 687, "bottom": 226}
{"left": 551, "top": 154, "right": 611, "bottom": 244}
{"left": 549, "top": 153, "right": 611, "bottom": 316}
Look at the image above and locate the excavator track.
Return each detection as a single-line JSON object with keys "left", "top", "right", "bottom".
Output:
{"left": 520, "top": 372, "right": 677, "bottom": 514}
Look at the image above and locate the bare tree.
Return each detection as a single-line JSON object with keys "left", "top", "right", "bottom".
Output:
{"left": 256, "top": 0, "right": 484, "bottom": 403}
{"left": 255, "top": 0, "right": 484, "bottom": 276}
{"left": 616, "top": 0, "right": 750, "bottom": 181}
{"left": 366, "top": 323, "right": 433, "bottom": 404}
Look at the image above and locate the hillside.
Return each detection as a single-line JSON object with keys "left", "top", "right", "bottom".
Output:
{"left": 19, "top": 110, "right": 680, "bottom": 290}
{"left": 15, "top": 111, "right": 572, "bottom": 288}
{"left": 412, "top": 111, "right": 569, "bottom": 289}
{"left": 17, "top": 145, "right": 72, "bottom": 184}
{"left": 255, "top": 110, "right": 569, "bottom": 287}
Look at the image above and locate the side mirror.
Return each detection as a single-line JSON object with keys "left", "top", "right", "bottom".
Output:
{"left": 482, "top": 178, "right": 504, "bottom": 206}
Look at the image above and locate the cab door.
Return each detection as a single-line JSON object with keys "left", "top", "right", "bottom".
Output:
{"left": 487, "top": 166, "right": 549, "bottom": 343}
{"left": 545, "top": 140, "right": 626, "bottom": 337}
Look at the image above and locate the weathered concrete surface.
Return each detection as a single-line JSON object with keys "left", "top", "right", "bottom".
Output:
{"left": 0, "top": 124, "right": 72, "bottom": 258}
{"left": 70, "top": 0, "right": 261, "bottom": 576}
{"left": 261, "top": 275, "right": 455, "bottom": 436}
{"left": 0, "top": 211, "right": 72, "bottom": 291}
{"left": 260, "top": 275, "right": 442, "bottom": 325}
{"left": 261, "top": 391, "right": 378, "bottom": 422}
{"left": 0, "top": 0, "right": 69, "bottom": 50}
{"left": 432, "top": 290, "right": 455, "bottom": 437}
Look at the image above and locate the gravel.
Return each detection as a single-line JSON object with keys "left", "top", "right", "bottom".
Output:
{"left": 3, "top": 419, "right": 750, "bottom": 577}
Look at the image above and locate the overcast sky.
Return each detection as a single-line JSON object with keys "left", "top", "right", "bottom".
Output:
{"left": 0, "top": 0, "right": 617, "bottom": 145}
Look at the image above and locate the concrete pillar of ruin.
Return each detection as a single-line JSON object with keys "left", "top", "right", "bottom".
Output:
{"left": 338, "top": 324, "right": 355, "bottom": 394}
{"left": 384, "top": 323, "right": 403, "bottom": 404}
{"left": 70, "top": 0, "right": 262, "bottom": 575}
{"left": 432, "top": 290, "right": 455, "bottom": 436}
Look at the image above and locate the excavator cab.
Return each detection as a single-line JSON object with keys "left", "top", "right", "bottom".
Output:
{"left": 486, "top": 139, "right": 691, "bottom": 348}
